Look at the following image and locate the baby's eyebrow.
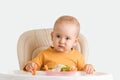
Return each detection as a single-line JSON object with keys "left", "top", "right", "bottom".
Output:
{"left": 55, "top": 32, "right": 60, "bottom": 35}
{"left": 56, "top": 34, "right": 60, "bottom": 36}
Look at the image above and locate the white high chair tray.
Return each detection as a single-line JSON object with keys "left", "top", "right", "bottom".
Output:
{"left": 0, "top": 70, "right": 113, "bottom": 80}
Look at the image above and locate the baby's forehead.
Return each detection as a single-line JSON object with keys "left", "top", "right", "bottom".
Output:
{"left": 54, "top": 30, "right": 77, "bottom": 37}
{"left": 55, "top": 23, "right": 79, "bottom": 32}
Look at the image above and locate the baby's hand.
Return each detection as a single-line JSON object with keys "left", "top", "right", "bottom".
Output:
{"left": 83, "top": 64, "right": 95, "bottom": 74}
{"left": 24, "top": 62, "right": 37, "bottom": 75}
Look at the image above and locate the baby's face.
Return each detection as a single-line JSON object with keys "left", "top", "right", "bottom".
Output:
{"left": 51, "top": 23, "right": 78, "bottom": 53}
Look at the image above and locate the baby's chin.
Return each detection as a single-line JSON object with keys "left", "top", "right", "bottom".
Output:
{"left": 53, "top": 47, "right": 71, "bottom": 53}
{"left": 55, "top": 49, "right": 70, "bottom": 53}
{"left": 56, "top": 49, "right": 65, "bottom": 52}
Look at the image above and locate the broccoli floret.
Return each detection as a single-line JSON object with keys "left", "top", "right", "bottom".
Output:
{"left": 61, "top": 65, "right": 70, "bottom": 71}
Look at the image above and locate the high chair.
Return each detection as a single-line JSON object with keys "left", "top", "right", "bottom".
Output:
{"left": 0, "top": 28, "right": 113, "bottom": 80}
{"left": 17, "top": 28, "right": 89, "bottom": 70}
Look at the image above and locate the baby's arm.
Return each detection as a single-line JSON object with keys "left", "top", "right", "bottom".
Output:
{"left": 23, "top": 62, "right": 38, "bottom": 75}
{"left": 83, "top": 64, "right": 95, "bottom": 74}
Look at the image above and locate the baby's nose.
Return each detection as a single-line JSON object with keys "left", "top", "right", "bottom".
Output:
{"left": 59, "top": 38, "right": 66, "bottom": 43}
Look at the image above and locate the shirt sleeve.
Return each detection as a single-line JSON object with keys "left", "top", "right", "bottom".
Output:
{"left": 31, "top": 51, "right": 44, "bottom": 70}
{"left": 77, "top": 52, "right": 86, "bottom": 71}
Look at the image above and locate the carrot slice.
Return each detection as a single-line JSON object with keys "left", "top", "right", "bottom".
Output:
{"left": 70, "top": 66, "right": 77, "bottom": 71}
{"left": 32, "top": 64, "right": 37, "bottom": 75}
{"left": 44, "top": 65, "right": 48, "bottom": 71}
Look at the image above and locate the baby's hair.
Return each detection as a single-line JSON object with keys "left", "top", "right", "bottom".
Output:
{"left": 54, "top": 15, "right": 80, "bottom": 37}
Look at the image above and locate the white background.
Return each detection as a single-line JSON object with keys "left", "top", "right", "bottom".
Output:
{"left": 0, "top": 0, "right": 120, "bottom": 80}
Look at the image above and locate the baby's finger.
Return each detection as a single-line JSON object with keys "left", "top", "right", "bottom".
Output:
{"left": 84, "top": 65, "right": 94, "bottom": 74}
{"left": 85, "top": 66, "right": 90, "bottom": 74}
{"left": 87, "top": 68, "right": 93, "bottom": 74}
{"left": 88, "top": 68, "right": 95, "bottom": 74}
{"left": 26, "top": 66, "right": 33, "bottom": 72}
{"left": 29, "top": 69, "right": 33, "bottom": 73}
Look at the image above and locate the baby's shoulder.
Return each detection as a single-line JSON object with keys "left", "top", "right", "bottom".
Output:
{"left": 73, "top": 49, "right": 81, "bottom": 53}
{"left": 72, "top": 49, "right": 83, "bottom": 55}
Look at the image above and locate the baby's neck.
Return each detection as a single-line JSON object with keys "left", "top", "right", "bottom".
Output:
{"left": 52, "top": 47, "right": 73, "bottom": 54}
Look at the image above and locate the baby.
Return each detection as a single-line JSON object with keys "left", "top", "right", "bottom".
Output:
{"left": 23, "top": 15, "right": 95, "bottom": 75}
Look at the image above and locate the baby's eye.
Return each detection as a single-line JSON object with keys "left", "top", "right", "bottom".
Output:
{"left": 56, "top": 35, "right": 60, "bottom": 38}
{"left": 66, "top": 37, "right": 70, "bottom": 40}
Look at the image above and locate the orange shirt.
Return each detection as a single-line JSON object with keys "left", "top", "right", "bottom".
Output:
{"left": 32, "top": 47, "right": 85, "bottom": 71}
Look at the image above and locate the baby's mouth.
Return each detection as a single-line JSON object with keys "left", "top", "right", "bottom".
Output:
{"left": 58, "top": 45, "right": 64, "bottom": 48}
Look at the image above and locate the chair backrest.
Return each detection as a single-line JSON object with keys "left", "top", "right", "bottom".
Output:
{"left": 17, "top": 28, "right": 89, "bottom": 70}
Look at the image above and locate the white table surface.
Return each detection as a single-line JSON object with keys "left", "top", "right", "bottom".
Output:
{"left": 0, "top": 70, "right": 113, "bottom": 80}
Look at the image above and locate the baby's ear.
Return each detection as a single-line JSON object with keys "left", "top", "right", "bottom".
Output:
{"left": 51, "top": 32, "right": 53, "bottom": 41}
{"left": 74, "top": 37, "right": 79, "bottom": 46}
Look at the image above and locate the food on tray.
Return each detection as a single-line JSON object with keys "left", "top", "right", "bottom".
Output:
{"left": 44, "top": 64, "right": 77, "bottom": 72}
